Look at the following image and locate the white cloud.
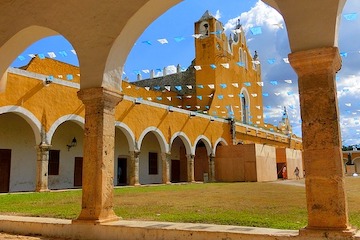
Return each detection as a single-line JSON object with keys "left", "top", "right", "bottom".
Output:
{"left": 224, "top": 0, "right": 283, "bottom": 33}
{"left": 215, "top": 10, "right": 221, "bottom": 20}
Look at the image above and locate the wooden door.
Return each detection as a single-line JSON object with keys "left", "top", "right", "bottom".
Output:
{"left": 74, "top": 157, "right": 83, "bottom": 187}
{"left": 117, "top": 158, "right": 127, "bottom": 185}
{"left": 0, "top": 149, "right": 11, "bottom": 193}
{"left": 171, "top": 160, "right": 180, "bottom": 183}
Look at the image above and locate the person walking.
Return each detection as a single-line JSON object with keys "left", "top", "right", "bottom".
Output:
{"left": 282, "top": 165, "right": 287, "bottom": 180}
{"left": 294, "top": 167, "right": 300, "bottom": 180}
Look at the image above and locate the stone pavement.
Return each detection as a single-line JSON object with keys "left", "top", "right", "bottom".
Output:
{"left": 0, "top": 232, "right": 69, "bottom": 239}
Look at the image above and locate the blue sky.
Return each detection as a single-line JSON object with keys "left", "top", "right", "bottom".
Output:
{"left": 10, "top": 0, "right": 360, "bottom": 146}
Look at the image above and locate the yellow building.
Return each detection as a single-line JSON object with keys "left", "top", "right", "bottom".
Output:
{"left": 0, "top": 11, "right": 302, "bottom": 193}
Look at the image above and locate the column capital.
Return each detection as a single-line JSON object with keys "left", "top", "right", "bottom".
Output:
{"left": 77, "top": 87, "right": 123, "bottom": 108}
{"left": 162, "top": 152, "right": 172, "bottom": 158}
{"left": 130, "top": 150, "right": 141, "bottom": 158}
{"left": 289, "top": 47, "right": 341, "bottom": 76}
{"left": 36, "top": 142, "right": 51, "bottom": 151}
{"left": 186, "top": 154, "right": 195, "bottom": 160}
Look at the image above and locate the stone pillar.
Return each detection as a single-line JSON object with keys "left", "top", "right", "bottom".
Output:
{"left": 35, "top": 143, "right": 51, "bottom": 192}
{"left": 186, "top": 154, "right": 195, "bottom": 182}
{"left": 161, "top": 152, "right": 171, "bottom": 184}
{"left": 289, "top": 47, "right": 352, "bottom": 234}
{"left": 74, "top": 87, "right": 123, "bottom": 223}
{"left": 209, "top": 154, "right": 215, "bottom": 182}
{"left": 128, "top": 150, "right": 140, "bottom": 186}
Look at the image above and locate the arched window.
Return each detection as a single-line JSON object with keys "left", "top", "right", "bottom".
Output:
{"left": 215, "top": 22, "right": 223, "bottom": 39}
{"left": 240, "top": 89, "right": 250, "bottom": 124}
{"left": 199, "top": 21, "right": 210, "bottom": 38}
{"left": 239, "top": 47, "right": 244, "bottom": 66}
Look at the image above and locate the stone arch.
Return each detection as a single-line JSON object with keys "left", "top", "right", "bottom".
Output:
{"left": 352, "top": 157, "right": 360, "bottom": 173}
{"left": 138, "top": 127, "right": 169, "bottom": 153}
{"left": 0, "top": 25, "right": 59, "bottom": 91}
{"left": 192, "top": 135, "right": 212, "bottom": 156}
{"left": 262, "top": 0, "right": 346, "bottom": 52}
{"left": 48, "top": 115, "right": 84, "bottom": 144}
{"left": 115, "top": 121, "right": 136, "bottom": 152}
{"left": 212, "top": 137, "right": 229, "bottom": 156}
{"left": 170, "top": 132, "right": 192, "bottom": 155}
{"left": 103, "top": 0, "right": 181, "bottom": 90}
{"left": 0, "top": 106, "right": 41, "bottom": 144}
{"left": 240, "top": 87, "right": 251, "bottom": 124}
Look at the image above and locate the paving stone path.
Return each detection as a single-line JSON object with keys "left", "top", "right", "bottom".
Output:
{"left": 0, "top": 232, "right": 69, "bottom": 240}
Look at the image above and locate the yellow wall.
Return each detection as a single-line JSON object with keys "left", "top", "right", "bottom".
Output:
{"left": 1, "top": 55, "right": 301, "bottom": 151}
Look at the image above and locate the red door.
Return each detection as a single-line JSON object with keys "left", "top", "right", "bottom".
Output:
{"left": 74, "top": 157, "right": 83, "bottom": 187}
{"left": 0, "top": 149, "right": 11, "bottom": 193}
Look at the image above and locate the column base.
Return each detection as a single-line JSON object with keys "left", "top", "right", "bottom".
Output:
{"left": 72, "top": 215, "right": 120, "bottom": 225}
{"left": 299, "top": 227, "right": 357, "bottom": 239}
{"left": 130, "top": 183, "right": 141, "bottom": 187}
{"left": 35, "top": 188, "right": 50, "bottom": 192}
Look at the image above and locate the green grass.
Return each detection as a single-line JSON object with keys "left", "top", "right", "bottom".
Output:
{"left": 1, "top": 178, "right": 360, "bottom": 230}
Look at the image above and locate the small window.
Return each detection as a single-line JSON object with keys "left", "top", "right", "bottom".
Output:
{"left": 48, "top": 150, "right": 60, "bottom": 175}
{"left": 199, "top": 21, "right": 209, "bottom": 37}
{"left": 148, "top": 152, "right": 158, "bottom": 175}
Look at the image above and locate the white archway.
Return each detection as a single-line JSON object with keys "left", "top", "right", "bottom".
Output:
{"left": 170, "top": 132, "right": 192, "bottom": 155}
{"left": 0, "top": 26, "right": 59, "bottom": 91}
{"left": 48, "top": 114, "right": 84, "bottom": 144}
{"left": 115, "top": 121, "right": 136, "bottom": 151}
{"left": 137, "top": 127, "right": 169, "bottom": 153}
{"left": 212, "top": 137, "right": 229, "bottom": 156}
{"left": 0, "top": 105, "right": 41, "bottom": 144}
{"left": 103, "top": 0, "right": 181, "bottom": 90}
{"left": 192, "top": 135, "right": 212, "bottom": 156}
{"left": 352, "top": 157, "right": 360, "bottom": 173}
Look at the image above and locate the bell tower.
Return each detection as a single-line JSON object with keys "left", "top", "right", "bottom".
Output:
{"left": 194, "top": 11, "right": 228, "bottom": 112}
{"left": 193, "top": 11, "right": 263, "bottom": 125}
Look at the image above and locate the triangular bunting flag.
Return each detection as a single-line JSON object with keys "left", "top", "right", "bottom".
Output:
{"left": 221, "top": 63, "right": 230, "bottom": 69}
{"left": 220, "top": 83, "right": 227, "bottom": 89}
{"left": 157, "top": 38, "right": 168, "bottom": 44}
{"left": 192, "top": 34, "right": 202, "bottom": 39}
{"left": 210, "top": 64, "right": 217, "bottom": 69}
{"left": 142, "top": 40, "right": 152, "bottom": 45}
{"left": 174, "top": 36, "right": 185, "bottom": 42}
{"left": 48, "top": 52, "right": 56, "bottom": 58}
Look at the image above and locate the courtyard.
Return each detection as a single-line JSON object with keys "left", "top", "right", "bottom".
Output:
{"left": 0, "top": 177, "right": 360, "bottom": 231}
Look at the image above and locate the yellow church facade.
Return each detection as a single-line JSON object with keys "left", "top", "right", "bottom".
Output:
{"left": 0, "top": 12, "right": 302, "bottom": 193}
